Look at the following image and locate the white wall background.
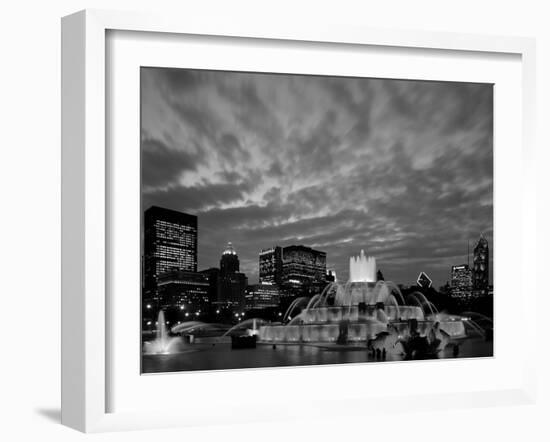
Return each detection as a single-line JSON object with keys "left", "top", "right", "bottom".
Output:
{"left": 0, "top": 0, "right": 548, "bottom": 440}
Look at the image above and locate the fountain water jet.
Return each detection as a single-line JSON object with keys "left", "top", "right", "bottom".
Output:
{"left": 283, "top": 297, "right": 310, "bottom": 322}
{"left": 143, "top": 310, "right": 180, "bottom": 354}
{"left": 306, "top": 294, "right": 321, "bottom": 310}
{"left": 171, "top": 321, "right": 229, "bottom": 335}
{"left": 349, "top": 250, "right": 377, "bottom": 282}
{"left": 222, "top": 318, "right": 268, "bottom": 337}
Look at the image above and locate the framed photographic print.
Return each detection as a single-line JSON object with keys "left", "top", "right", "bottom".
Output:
{"left": 61, "top": 9, "right": 537, "bottom": 432}
{"left": 140, "top": 68, "right": 494, "bottom": 374}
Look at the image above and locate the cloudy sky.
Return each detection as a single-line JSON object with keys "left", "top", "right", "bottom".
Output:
{"left": 141, "top": 67, "right": 493, "bottom": 287}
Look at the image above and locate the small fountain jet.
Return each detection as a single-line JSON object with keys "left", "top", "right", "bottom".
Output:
{"left": 143, "top": 310, "right": 180, "bottom": 354}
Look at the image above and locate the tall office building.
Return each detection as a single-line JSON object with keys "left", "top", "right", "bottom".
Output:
{"left": 472, "top": 234, "right": 490, "bottom": 296}
{"left": 450, "top": 264, "right": 473, "bottom": 300}
{"left": 220, "top": 242, "right": 240, "bottom": 275}
{"left": 260, "top": 244, "right": 327, "bottom": 286}
{"left": 259, "top": 246, "right": 283, "bottom": 284}
{"left": 143, "top": 206, "right": 198, "bottom": 302}
{"left": 281, "top": 245, "right": 327, "bottom": 286}
{"left": 218, "top": 242, "right": 247, "bottom": 308}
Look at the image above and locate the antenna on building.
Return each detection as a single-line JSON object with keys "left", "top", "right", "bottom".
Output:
{"left": 467, "top": 239, "right": 470, "bottom": 267}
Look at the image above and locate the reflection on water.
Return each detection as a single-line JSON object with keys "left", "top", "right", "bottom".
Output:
{"left": 142, "top": 337, "right": 493, "bottom": 374}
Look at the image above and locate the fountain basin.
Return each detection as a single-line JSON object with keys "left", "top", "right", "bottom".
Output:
{"left": 259, "top": 313, "right": 466, "bottom": 347}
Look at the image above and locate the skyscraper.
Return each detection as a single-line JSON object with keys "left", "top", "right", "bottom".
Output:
{"left": 472, "top": 234, "right": 490, "bottom": 296}
{"left": 450, "top": 264, "right": 473, "bottom": 300}
{"left": 260, "top": 244, "right": 327, "bottom": 287}
{"left": 143, "top": 206, "right": 198, "bottom": 302}
{"left": 281, "top": 245, "right": 326, "bottom": 286}
{"left": 259, "top": 246, "right": 283, "bottom": 284}
{"left": 220, "top": 242, "right": 240, "bottom": 275}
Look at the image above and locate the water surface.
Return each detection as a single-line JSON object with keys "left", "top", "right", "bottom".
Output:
{"left": 142, "top": 338, "right": 493, "bottom": 373}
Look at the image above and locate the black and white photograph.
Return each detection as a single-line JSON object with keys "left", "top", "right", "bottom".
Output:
{"left": 140, "top": 67, "right": 494, "bottom": 373}
{"left": 2, "top": 0, "right": 547, "bottom": 439}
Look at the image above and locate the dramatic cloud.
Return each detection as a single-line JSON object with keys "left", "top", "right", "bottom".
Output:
{"left": 141, "top": 68, "right": 493, "bottom": 287}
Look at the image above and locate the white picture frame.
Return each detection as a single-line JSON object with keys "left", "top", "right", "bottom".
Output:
{"left": 61, "top": 9, "right": 537, "bottom": 433}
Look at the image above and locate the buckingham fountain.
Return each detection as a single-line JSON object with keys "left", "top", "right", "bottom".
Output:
{"left": 257, "top": 250, "right": 469, "bottom": 358}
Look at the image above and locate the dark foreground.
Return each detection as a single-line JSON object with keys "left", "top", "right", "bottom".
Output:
{"left": 142, "top": 337, "right": 493, "bottom": 374}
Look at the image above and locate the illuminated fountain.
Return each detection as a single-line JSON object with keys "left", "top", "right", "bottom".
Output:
{"left": 143, "top": 310, "right": 180, "bottom": 354}
{"left": 221, "top": 318, "right": 267, "bottom": 337}
{"left": 258, "top": 250, "right": 470, "bottom": 357}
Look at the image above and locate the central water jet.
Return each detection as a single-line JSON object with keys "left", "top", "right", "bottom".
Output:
{"left": 349, "top": 249, "right": 377, "bottom": 282}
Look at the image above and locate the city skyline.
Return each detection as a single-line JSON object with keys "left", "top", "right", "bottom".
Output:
{"left": 143, "top": 203, "right": 491, "bottom": 289}
{"left": 141, "top": 68, "right": 493, "bottom": 287}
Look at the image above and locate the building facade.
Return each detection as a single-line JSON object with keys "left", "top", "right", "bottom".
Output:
{"left": 259, "top": 246, "right": 283, "bottom": 285}
{"left": 244, "top": 283, "right": 281, "bottom": 310}
{"left": 450, "top": 264, "right": 473, "bottom": 300}
{"left": 199, "top": 267, "right": 221, "bottom": 305}
{"left": 281, "top": 245, "right": 327, "bottom": 286}
{"left": 143, "top": 206, "right": 198, "bottom": 303}
{"left": 156, "top": 270, "right": 210, "bottom": 312}
{"left": 472, "top": 234, "right": 490, "bottom": 296}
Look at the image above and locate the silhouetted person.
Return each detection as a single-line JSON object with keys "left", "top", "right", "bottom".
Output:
{"left": 453, "top": 344, "right": 459, "bottom": 357}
